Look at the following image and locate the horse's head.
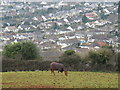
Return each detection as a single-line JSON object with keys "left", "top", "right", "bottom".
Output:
{"left": 60, "top": 68, "right": 64, "bottom": 73}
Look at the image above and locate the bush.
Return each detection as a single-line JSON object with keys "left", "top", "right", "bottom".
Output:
{"left": 2, "top": 59, "right": 51, "bottom": 72}
{"left": 3, "top": 41, "right": 42, "bottom": 60}
{"left": 59, "top": 50, "right": 82, "bottom": 70}
{"left": 87, "top": 49, "right": 114, "bottom": 65}
{"left": 83, "top": 48, "right": 117, "bottom": 72}
{"left": 64, "top": 50, "right": 75, "bottom": 55}
{"left": 82, "top": 15, "right": 88, "bottom": 23}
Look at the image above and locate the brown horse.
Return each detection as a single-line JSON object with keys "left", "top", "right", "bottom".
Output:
{"left": 50, "top": 62, "right": 68, "bottom": 76}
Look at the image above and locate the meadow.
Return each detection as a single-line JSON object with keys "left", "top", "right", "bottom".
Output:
{"left": 2, "top": 71, "right": 118, "bottom": 88}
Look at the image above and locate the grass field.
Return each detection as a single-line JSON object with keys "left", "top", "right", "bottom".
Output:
{"left": 2, "top": 71, "right": 118, "bottom": 88}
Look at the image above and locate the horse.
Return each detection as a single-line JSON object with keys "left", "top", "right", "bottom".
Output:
{"left": 50, "top": 62, "right": 68, "bottom": 76}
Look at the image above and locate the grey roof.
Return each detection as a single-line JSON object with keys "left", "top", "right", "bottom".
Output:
{"left": 106, "top": 14, "right": 118, "bottom": 23}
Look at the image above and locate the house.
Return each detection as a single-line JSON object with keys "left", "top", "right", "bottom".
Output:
{"left": 77, "top": 26, "right": 85, "bottom": 30}
{"left": 32, "top": 17, "right": 38, "bottom": 21}
{"left": 58, "top": 37, "right": 66, "bottom": 41}
{"left": 82, "top": 12, "right": 99, "bottom": 23}
{"left": 103, "top": 8, "right": 110, "bottom": 15}
{"left": 60, "top": 38, "right": 80, "bottom": 46}
{"left": 18, "top": 25, "right": 23, "bottom": 30}
{"left": 41, "top": 15, "right": 47, "bottom": 21}
{"left": 20, "top": 25, "right": 30, "bottom": 31}
{"left": 35, "top": 16, "right": 45, "bottom": 22}
{"left": 5, "top": 26, "right": 18, "bottom": 32}
{"left": 87, "top": 39, "right": 95, "bottom": 43}
{"left": 63, "top": 18, "right": 69, "bottom": 23}
{"left": 58, "top": 1, "right": 68, "bottom": 6}
{"left": 92, "top": 34, "right": 108, "bottom": 41}
{"left": 85, "top": 22, "right": 95, "bottom": 28}
{"left": 57, "top": 29, "right": 72, "bottom": 34}
{"left": 58, "top": 18, "right": 69, "bottom": 25}
{"left": 79, "top": 45, "right": 89, "bottom": 49}
{"left": 57, "top": 42, "right": 68, "bottom": 49}
{"left": 97, "top": 41, "right": 108, "bottom": 47}
{"left": 40, "top": 1, "right": 47, "bottom": 5}
{"left": 67, "top": 26, "right": 74, "bottom": 31}
{"left": 40, "top": 41, "right": 57, "bottom": 50}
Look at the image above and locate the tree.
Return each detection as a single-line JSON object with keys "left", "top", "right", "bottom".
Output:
{"left": 82, "top": 15, "right": 88, "bottom": 23}
{"left": 52, "top": 23, "right": 60, "bottom": 30}
{"left": 64, "top": 50, "right": 75, "bottom": 55}
{"left": 3, "top": 41, "right": 42, "bottom": 60}
{"left": 100, "top": 13, "right": 108, "bottom": 20}
{"left": 59, "top": 50, "right": 81, "bottom": 70}
{"left": 64, "top": 24, "right": 70, "bottom": 28}
{"left": 87, "top": 49, "right": 113, "bottom": 65}
{"left": 97, "top": 3, "right": 103, "bottom": 11}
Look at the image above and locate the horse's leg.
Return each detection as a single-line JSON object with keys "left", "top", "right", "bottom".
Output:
{"left": 58, "top": 70, "right": 60, "bottom": 73}
{"left": 58, "top": 68, "right": 61, "bottom": 73}
{"left": 64, "top": 70, "right": 68, "bottom": 76}
{"left": 53, "top": 71, "right": 55, "bottom": 76}
{"left": 51, "top": 69, "right": 55, "bottom": 75}
{"left": 51, "top": 69, "right": 53, "bottom": 75}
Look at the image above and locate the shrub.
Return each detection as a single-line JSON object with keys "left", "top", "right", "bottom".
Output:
{"left": 2, "top": 59, "right": 51, "bottom": 72}
{"left": 64, "top": 50, "right": 75, "bottom": 55}
{"left": 59, "top": 50, "right": 81, "bottom": 70}
{"left": 87, "top": 49, "right": 114, "bottom": 65}
{"left": 3, "top": 41, "right": 42, "bottom": 60}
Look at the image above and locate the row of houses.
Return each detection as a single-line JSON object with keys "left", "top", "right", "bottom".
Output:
{"left": 0, "top": 2, "right": 119, "bottom": 56}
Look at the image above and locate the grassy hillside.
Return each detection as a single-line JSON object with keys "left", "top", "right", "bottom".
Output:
{"left": 2, "top": 71, "right": 118, "bottom": 88}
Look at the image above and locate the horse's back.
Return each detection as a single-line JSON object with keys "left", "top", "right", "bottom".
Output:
{"left": 50, "top": 62, "right": 63, "bottom": 69}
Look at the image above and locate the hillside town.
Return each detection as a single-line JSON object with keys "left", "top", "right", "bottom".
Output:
{"left": 0, "top": 1, "right": 119, "bottom": 60}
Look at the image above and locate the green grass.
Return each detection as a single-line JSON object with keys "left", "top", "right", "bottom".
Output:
{"left": 2, "top": 71, "right": 118, "bottom": 88}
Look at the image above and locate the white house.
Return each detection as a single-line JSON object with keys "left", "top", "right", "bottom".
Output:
{"left": 67, "top": 26, "right": 74, "bottom": 31}
{"left": 41, "top": 15, "right": 47, "bottom": 21}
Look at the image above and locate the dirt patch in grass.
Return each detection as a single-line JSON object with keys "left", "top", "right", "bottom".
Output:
{"left": 2, "top": 83, "right": 64, "bottom": 88}
{"left": 24, "top": 85, "right": 64, "bottom": 88}
{"left": 2, "top": 83, "right": 16, "bottom": 85}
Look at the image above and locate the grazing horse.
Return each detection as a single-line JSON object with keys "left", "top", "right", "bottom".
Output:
{"left": 50, "top": 62, "right": 68, "bottom": 76}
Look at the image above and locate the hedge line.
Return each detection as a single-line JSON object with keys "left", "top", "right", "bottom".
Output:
{"left": 2, "top": 59, "right": 51, "bottom": 72}
{"left": 2, "top": 59, "right": 118, "bottom": 72}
